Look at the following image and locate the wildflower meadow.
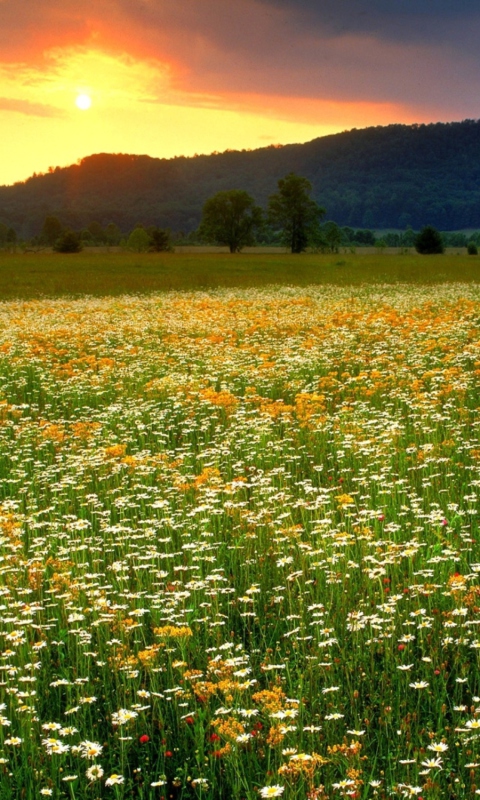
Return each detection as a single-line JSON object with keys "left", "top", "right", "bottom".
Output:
{"left": 0, "top": 283, "right": 480, "bottom": 799}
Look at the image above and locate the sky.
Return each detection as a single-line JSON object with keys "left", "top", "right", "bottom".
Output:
{"left": 1, "top": 0, "right": 480, "bottom": 186}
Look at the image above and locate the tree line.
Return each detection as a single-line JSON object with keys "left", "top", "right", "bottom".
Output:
{"left": 2, "top": 120, "right": 480, "bottom": 237}
{"left": 2, "top": 170, "right": 480, "bottom": 255}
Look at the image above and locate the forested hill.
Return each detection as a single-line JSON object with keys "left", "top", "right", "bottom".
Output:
{"left": 2, "top": 119, "right": 480, "bottom": 237}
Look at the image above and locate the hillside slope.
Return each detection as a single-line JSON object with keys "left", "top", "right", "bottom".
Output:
{"left": 1, "top": 120, "right": 480, "bottom": 236}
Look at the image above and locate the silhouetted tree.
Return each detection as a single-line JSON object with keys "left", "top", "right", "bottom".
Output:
{"left": 268, "top": 173, "right": 325, "bottom": 253}
{"left": 42, "top": 215, "right": 64, "bottom": 246}
{"left": 148, "top": 227, "right": 172, "bottom": 252}
{"left": 87, "top": 221, "right": 105, "bottom": 243}
{"left": 415, "top": 225, "right": 444, "bottom": 254}
{"left": 53, "top": 230, "right": 83, "bottom": 253}
{"left": 105, "top": 223, "right": 122, "bottom": 246}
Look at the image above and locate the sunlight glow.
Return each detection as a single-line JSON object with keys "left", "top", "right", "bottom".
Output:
{"left": 76, "top": 93, "right": 92, "bottom": 110}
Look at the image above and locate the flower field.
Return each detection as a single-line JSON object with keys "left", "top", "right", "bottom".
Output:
{"left": 0, "top": 283, "right": 480, "bottom": 799}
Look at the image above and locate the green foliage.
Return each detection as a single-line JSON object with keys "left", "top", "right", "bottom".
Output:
{"left": 415, "top": 225, "right": 445, "bottom": 254}
{"left": 87, "top": 220, "right": 106, "bottom": 243}
{"left": 322, "top": 221, "right": 343, "bottom": 253}
{"left": 148, "top": 226, "right": 172, "bottom": 252}
{"left": 198, "top": 189, "right": 263, "bottom": 253}
{"left": 468, "top": 241, "right": 478, "bottom": 255}
{"left": 5, "top": 121, "right": 480, "bottom": 234}
{"left": 127, "top": 227, "right": 151, "bottom": 252}
{"left": 268, "top": 173, "right": 325, "bottom": 253}
{"left": 53, "top": 229, "right": 83, "bottom": 253}
{"left": 41, "top": 215, "right": 64, "bottom": 246}
{"left": 105, "top": 222, "right": 122, "bottom": 246}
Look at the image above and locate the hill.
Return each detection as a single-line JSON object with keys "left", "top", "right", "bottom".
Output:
{"left": 2, "top": 119, "right": 480, "bottom": 237}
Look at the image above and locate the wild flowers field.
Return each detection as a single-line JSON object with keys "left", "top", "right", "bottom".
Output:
{"left": 0, "top": 283, "right": 480, "bottom": 800}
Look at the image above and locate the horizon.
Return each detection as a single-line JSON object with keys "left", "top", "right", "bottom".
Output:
{"left": 2, "top": 1, "right": 480, "bottom": 186}
{"left": 3, "top": 116, "right": 477, "bottom": 190}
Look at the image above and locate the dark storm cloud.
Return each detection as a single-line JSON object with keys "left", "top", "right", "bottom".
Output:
{"left": 0, "top": 0, "right": 480, "bottom": 120}
{"left": 260, "top": 0, "right": 480, "bottom": 42}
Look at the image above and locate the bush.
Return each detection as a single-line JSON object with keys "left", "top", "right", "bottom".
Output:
{"left": 415, "top": 225, "right": 444, "bottom": 254}
{"left": 127, "top": 227, "right": 151, "bottom": 253}
{"left": 467, "top": 242, "right": 478, "bottom": 255}
{"left": 148, "top": 227, "right": 172, "bottom": 252}
{"left": 53, "top": 230, "right": 83, "bottom": 253}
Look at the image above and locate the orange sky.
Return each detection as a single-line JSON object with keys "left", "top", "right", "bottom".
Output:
{"left": 1, "top": 0, "right": 479, "bottom": 186}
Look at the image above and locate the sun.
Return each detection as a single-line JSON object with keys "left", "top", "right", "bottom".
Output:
{"left": 75, "top": 93, "right": 92, "bottom": 110}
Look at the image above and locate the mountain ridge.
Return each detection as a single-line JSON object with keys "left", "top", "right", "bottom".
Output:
{"left": 1, "top": 119, "right": 480, "bottom": 237}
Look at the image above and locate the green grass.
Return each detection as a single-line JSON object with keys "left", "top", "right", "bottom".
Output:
{"left": 1, "top": 279, "right": 480, "bottom": 798}
{"left": 2, "top": 250, "right": 480, "bottom": 299}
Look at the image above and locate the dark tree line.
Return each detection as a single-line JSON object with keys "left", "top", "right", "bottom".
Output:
{"left": 2, "top": 120, "right": 480, "bottom": 238}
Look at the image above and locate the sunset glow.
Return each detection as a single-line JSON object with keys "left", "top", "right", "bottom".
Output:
{"left": 1, "top": 1, "right": 480, "bottom": 186}
{"left": 75, "top": 93, "right": 91, "bottom": 110}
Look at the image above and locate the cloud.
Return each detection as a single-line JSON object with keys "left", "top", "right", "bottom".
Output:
{"left": 259, "top": 0, "right": 480, "bottom": 43}
{"left": 0, "top": 96, "right": 66, "bottom": 117}
{"left": 0, "top": 0, "right": 480, "bottom": 123}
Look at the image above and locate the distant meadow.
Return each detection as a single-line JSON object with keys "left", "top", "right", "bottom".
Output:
{"left": 0, "top": 280, "right": 480, "bottom": 798}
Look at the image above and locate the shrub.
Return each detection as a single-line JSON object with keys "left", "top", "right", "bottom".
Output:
{"left": 415, "top": 225, "right": 444, "bottom": 254}
{"left": 53, "top": 230, "right": 83, "bottom": 253}
{"left": 467, "top": 242, "right": 478, "bottom": 255}
{"left": 127, "top": 227, "right": 151, "bottom": 253}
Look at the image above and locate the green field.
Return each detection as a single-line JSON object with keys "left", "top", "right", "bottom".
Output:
{"left": 1, "top": 262, "right": 480, "bottom": 798}
{"left": 2, "top": 250, "right": 480, "bottom": 300}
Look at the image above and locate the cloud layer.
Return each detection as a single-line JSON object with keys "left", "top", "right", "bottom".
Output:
{"left": 0, "top": 0, "right": 479, "bottom": 114}
{"left": 1, "top": 0, "right": 480, "bottom": 185}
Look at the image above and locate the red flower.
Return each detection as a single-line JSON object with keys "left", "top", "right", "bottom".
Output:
{"left": 139, "top": 735, "right": 150, "bottom": 744}
{"left": 185, "top": 716, "right": 194, "bottom": 725}
{"left": 165, "top": 750, "right": 173, "bottom": 757}
{"left": 398, "top": 644, "right": 406, "bottom": 651}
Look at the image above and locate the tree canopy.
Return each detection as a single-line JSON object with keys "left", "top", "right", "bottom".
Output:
{"left": 268, "top": 173, "right": 325, "bottom": 253}
{"left": 198, "top": 190, "right": 263, "bottom": 253}
{"left": 3, "top": 121, "right": 480, "bottom": 237}
{"left": 415, "top": 225, "right": 445, "bottom": 254}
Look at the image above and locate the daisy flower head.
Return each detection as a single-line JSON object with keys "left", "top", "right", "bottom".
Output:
{"left": 86, "top": 764, "right": 104, "bottom": 782}
{"left": 260, "top": 786, "right": 285, "bottom": 798}
{"left": 428, "top": 741, "right": 448, "bottom": 753}
{"left": 421, "top": 757, "right": 443, "bottom": 769}
{"left": 105, "top": 774, "right": 125, "bottom": 786}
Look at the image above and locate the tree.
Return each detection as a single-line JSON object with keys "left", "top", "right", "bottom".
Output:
{"left": 198, "top": 190, "right": 263, "bottom": 253}
{"left": 4, "top": 227, "right": 17, "bottom": 252}
{"left": 127, "top": 227, "right": 151, "bottom": 252}
{"left": 41, "top": 215, "right": 64, "bottom": 246}
{"left": 87, "top": 221, "right": 106, "bottom": 244}
{"left": 105, "top": 223, "right": 122, "bottom": 246}
{"left": 148, "top": 227, "right": 172, "bottom": 252}
{"left": 53, "top": 230, "right": 83, "bottom": 253}
{"left": 415, "top": 225, "right": 444, "bottom": 254}
{"left": 268, "top": 173, "right": 325, "bottom": 253}
{"left": 323, "top": 221, "right": 343, "bottom": 253}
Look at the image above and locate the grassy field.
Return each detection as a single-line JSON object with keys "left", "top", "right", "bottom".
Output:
{"left": 0, "top": 281, "right": 480, "bottom": 798}
{"left": 2, "top": 250, "right": 480, "bottom": 299}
